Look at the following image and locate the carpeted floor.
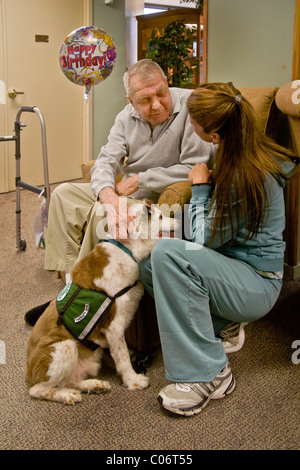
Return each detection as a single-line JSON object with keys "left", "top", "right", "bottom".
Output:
{"left": 0, "top": 185, "right": 299, "bottom": 451}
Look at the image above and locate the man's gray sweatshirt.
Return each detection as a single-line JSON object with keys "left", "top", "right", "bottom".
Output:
{"left": 91, "top": 87, "right": 215, "bottom": 202}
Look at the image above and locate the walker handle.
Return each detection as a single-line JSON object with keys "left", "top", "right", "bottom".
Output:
{"left": 20, "top": 106, "right": 36, "bottom": 113}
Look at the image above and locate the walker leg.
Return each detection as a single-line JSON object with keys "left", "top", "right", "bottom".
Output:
{"left": 14, "top": 120, "right": 25, "bottom": 251}
{"left": 13, "top": 106, "right": 50, "bottom": 251}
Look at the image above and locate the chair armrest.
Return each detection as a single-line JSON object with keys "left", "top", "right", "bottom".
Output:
{"left": 81, "top": 160, "right": 125, "bottom": 185}
{"left": 158, "top": 181, "right": 192, "bottom": 209}
{"left": 81, "top": 160, "right": 96, "bottom": 183}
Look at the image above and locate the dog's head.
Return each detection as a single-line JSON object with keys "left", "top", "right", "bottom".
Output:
{"left": 127, "top": 199, "right": 181, "bottom": 260}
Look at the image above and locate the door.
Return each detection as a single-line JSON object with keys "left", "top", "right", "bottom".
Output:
{"left": 0, "top": 0, "right": 92, "bottom": 193}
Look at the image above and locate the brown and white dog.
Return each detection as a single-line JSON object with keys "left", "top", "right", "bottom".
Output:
{"left": 26, "top": 200, "right": 179, "bottom": 404}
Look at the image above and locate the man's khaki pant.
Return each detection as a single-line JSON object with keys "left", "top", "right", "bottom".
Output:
{"left": 44, "top": 182, "right": 102, "bottom": 273}
{"left": 44, "top": 182, "right": 143, "bottom": 274}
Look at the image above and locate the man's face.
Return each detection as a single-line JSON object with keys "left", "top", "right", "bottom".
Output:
{"left": 128, "top": 72, "right": 173, "bottom": 127}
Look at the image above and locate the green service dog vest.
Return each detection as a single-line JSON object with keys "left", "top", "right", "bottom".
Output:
{"left": 56, "top": 280, "right": 136, "bottom": 350}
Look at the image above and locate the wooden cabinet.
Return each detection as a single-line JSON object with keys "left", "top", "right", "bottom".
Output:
{"left": 136, "top": 6, "right": 207, "bottom": 86}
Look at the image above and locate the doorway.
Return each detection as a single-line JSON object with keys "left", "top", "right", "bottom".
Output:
{"left": 0, "top": 0, "right": 92, "bottom": 193}
{"left": 136, "top": 3, "right": 207, "bottom": 86}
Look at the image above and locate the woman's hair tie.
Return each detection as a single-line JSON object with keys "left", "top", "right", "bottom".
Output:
{"left": 235, "top": 93, "right": 242, "bottom": 102}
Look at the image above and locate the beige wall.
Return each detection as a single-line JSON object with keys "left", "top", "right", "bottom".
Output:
{"left": 207, "top": 0, "right": 295, "bottom": 87}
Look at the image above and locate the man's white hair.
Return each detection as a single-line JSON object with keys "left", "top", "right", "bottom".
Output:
{"left": 123, "top": 59, "right": 166, "bottom": 97}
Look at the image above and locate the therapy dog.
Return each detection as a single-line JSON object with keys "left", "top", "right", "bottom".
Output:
{"left": 26, "top": 200, "right": 179, "bottom": 404}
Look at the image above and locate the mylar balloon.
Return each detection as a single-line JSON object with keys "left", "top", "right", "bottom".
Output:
{"left": 59, "top": 26, "right": 117, "bottom": 101}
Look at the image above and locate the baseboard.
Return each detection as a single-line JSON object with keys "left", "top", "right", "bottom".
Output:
{"left": 284, "top": 262, "right": 300, "bottom": 280}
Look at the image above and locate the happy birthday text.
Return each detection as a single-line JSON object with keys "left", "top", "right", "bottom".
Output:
{"left": 61, "top": 44, "right": 107, "bottom": 69}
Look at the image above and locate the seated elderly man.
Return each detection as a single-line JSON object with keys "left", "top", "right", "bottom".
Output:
{"left": 25, "top": 59, "right": 214, "bottom": 325}
{"left": 45, "top": 59, "right": 214, "bottom": 278}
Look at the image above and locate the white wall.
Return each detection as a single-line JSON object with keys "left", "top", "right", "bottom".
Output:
{"left": 92, "top": 0, "right": 296, "bottom": 159}
{"left": 125, "top": 0, "right": 144, "bottom": 68}
{"left": 93, "top": 0, "right": 126, "bottom": 159}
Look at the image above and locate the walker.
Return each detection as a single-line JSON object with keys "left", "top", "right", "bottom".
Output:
{"left": 0, "top": 106, "right": 50, "bottom": 250}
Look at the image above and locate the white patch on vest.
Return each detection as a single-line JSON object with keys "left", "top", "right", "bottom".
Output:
{"left": 74, "top": 303, "right": 90, "bottom": 323}
{"left": 57, "top": 281, "right": 72, "bottom": 301}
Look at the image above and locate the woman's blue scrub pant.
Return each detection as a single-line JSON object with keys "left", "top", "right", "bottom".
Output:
{"left": 139, "top": 239, "right": 282, "bottom": 383}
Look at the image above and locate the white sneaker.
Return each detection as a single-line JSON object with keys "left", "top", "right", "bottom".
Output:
{"left": 219, "top": 322, "right": 248, "bottom": 353}
{"left": 157, "top": 363, "right": 235, "bottom": 416}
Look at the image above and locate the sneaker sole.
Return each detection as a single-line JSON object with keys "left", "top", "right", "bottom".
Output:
{"left": 158, "top": 375, "right": 236, "bottom": 417}
{"left": 223, "top": 322, "right": 248, "bottom": 354}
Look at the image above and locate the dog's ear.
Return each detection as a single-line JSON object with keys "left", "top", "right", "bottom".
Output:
{"left": 130, "top": 202, "right": 146, "bottom": 218}
{"left": 143, "top": 199, "right": 154, "bottom": 214}
{"left": 130, "top": 199, "right": 153, "bottom": 218}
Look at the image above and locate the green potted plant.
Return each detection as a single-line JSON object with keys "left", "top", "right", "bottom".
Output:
{"left": 145, "top": 19, "right": 199, "bottom": 88}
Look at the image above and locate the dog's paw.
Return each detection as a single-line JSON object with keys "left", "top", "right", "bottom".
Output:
{"left": 125, "top": 373, "right": 149, "bottom": 391}
{"left": 60, "top": 389, "right": 83, "bottom": 405}
{"left": 29, "top": 384, "right": 82, "bottom": 405}
{"left": 92, "top": 379, "right": 111, "bottom": 392}
{"left": 79, "top": 378, "right": 111, "bottom": 393}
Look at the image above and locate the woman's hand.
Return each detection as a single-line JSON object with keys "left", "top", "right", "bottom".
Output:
{"left": 188, "top": 163, "right": 211, "bottom": 185}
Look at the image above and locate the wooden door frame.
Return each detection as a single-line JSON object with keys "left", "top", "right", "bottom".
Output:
{"left": 82, "top": 0, "right": 93, "bottom": 163}
{"left": 293, "top": 0, "right": 300, "bottom": 81}
{"left": 287, "top": 0, "right": 300, "bottom": 273}
{"left": 0, "top": 0, "right": 10, "bottom": 192}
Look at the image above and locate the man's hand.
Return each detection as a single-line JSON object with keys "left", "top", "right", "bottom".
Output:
{"left": 99, "top": 187, "right": 134, "bottom": 240}
{"left": 115, "top": 174, "right": 139, "bottom": 197}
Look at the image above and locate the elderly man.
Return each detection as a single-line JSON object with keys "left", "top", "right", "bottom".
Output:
{"left": 25, "top": 59, "right": 214, "bottom": 325}
{"left": 45, "top": 59, "right": 214, "bottom": 279}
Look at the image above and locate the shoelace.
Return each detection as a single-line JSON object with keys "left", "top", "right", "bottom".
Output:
{"left": 219, "top": 322, "right": 240, "bottom": 341}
